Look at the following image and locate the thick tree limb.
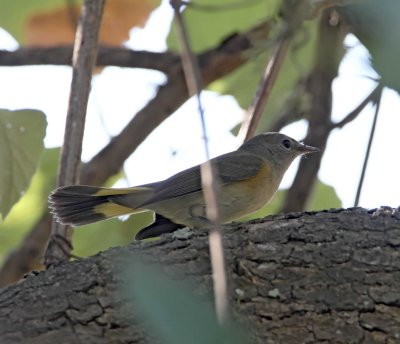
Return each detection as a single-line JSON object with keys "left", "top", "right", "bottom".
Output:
{"left": 0, "top": 21, "right": 272, "bottom": 286}
{"left": 0, "top": 207, "right": 399, "bottom": 343}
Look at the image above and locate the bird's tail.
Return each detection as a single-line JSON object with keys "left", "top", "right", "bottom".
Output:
{"left": 49, "top": 185, "right": 152, "bottom": 226}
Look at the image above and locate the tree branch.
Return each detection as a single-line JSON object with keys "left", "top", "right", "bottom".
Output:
{"left": 281, "top": 10, "right": 345, "bottom": 213}
{"left": 171, "top": 0, "right": 229, "bottom": 324}
{"left": 238, "top": 0, "right": 311, "bottom": 141}
{"left": 354, "top": 87, "right": 383, "bottom": 206}
{"left": 44, "top": 0, "right": 106, "bottom": 265}
{"left": 1, "top": 208, "right": 399, "bottom": 343}
{"left": 331, "top": 83, "right": 381, "bottom": 129}
{"left": 0, "top": 46, "right": 178, "bottom": 74}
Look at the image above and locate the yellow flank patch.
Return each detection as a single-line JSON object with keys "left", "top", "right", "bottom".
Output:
{"left": 94, "top": 187, "right": 151, "bottom": 197}
{"left": 94, "top": 202, "right": 137, "bottom": 217}
{"left": 241, "top": 161, "right": 271, "bottom": 189}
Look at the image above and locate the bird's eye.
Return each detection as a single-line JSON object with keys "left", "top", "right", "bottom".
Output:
{"left": 282, "top": 139, "right": 291, "bottom": 149}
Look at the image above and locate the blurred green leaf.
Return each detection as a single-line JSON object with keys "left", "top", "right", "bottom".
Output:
{"left": 167, "top": 0, "right": 280, "bottom": 53}
{"left": 123, "top": 262, "right": 248, "bottom": 344}
{"left": 72, "top": 211, "right": 153, "bottom": 257}
{"left": 239, "top": 179, "right": 341, "bottom": 222}
{"left": 307, "top": 179, "right": 341, "bottom": 211}
{"left": 0, "top": 0, "right": 74, "bottom": 43}
{"left": 0, "top": 147, "right": 59, "bottom": 264}
{"left": 336, "top": 0, "right": 400, "bottom": 92}
{"left": 0, "top": 109, "right": 47, "bottom": 218}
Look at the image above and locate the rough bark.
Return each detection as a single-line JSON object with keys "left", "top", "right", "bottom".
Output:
{"left": 1, "top": 207, "right": 399, "bottom": 343}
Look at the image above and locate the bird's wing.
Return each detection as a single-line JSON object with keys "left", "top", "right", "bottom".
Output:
{"left": 141, "top": 151, "right": 264, "bottom": 206}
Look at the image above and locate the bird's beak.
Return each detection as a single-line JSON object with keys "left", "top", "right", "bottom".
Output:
{"left": 298, "top": 142, "right": 320, "bottom": 155}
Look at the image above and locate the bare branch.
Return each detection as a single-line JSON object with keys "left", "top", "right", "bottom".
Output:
{"left": 171, "top": 0, "right": 228, "bottom": 324}
{"left": 182, "top": 0, "right": 263, "bottom": 11}
{"left": 0, "top": 47, "right": 178, "bottom": 74}
{"left": 44, "top": 0, "right": 105, "bottom": 266}
{"left": 312, "top": 0, "right": 364, "bottom": 10}
{"left": 331, "top": 83, "right": 381, "bottom": 129}
{"left": 238, "top": 0, "right": 311, "bottom": 142}
{"left": 238, "top": 38, "right": 289, "bottom": 141}
{"left": 354, "top": 87, "right": 383, "bottom": 206}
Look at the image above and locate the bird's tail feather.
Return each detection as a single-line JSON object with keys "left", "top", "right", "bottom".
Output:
{"left": 49, "top": 185, "right": 150, "bottom": 226}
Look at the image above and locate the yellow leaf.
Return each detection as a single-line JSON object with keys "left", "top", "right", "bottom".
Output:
{"left": 25, "top": 0, "right": 158, "bottom": 46}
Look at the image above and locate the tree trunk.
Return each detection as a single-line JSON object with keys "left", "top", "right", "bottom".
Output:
{"left": 0, "top": 207, "right": 399, "bottom": 343}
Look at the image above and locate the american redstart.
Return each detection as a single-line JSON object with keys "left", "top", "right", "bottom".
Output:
{"left": 49, "top": 132, "right": 319, "bottom": 240}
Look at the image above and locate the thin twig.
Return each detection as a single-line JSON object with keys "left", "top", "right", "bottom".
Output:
{"left": 354, "top": 87, "right": 383, "bottom": 206}
{"left": 332, "top": 83, "right": 382, "bottom": 129}
{"left": 238, "top": 38, "right": 290, "bottom": 142}
{"left": 171, "top": 0, "right": 229, "bottom": 324}
{"left": 181, "top": 0, "right": 262, "bottom": 11}
{"left": 311, "top": 0, "right": 364, "bottom": 10}
{"left": 44, "top": 0, "right": 105, "bottom": 267}
{"left": 238, "top": 0, "right": 311, "bottom": 142}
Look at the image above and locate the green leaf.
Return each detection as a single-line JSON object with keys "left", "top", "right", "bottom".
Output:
{"left": 0, "top": 148, "right": 59, "bottom": 265}
{"left": 123, "top": 262, "right": 248, "bottom": 344}
{"left": 0, "top": 0, "right": 74, "bottom": 43}
{"left": 307, "top": 179, "right": 341, "bottom": 211}
{"left": 336, "top": 0, "right": 400, "bottom": 92}
{"left": 167, "top": 0, "right": 280, "bottom": 53}
{"left": 0, "top": 109, "right": 47, "bottom": 219}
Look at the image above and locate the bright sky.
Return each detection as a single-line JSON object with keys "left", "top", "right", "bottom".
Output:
{"left": 0, "top": 1, "right": 399, "bottom": 211}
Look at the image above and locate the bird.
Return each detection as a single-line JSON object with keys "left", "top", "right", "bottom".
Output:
{"left": 49, "top": 132, "right": 319, "bottom": 240}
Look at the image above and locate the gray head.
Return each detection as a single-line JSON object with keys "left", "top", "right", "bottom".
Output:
{"left": 238, "top": 132, "right": 319, "bottom": 170}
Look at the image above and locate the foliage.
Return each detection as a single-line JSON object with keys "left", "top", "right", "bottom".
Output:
{"left": 0, "top": 147, "right": 57, "bottom": 264}
{"left": 214, "top": 20, "right": 319, "bottom": 133}
{"left": 0, "top": 109, "right": 46, "bottom": 219}
{"left": 0, "top": 0, "right": 70, "bottom": 43}
{"left": 168, "top": 1, "right": 319, "bottom": 132}
{"left": 124, "top": 261, "right": 248, "bottom": 344}
{"left": 0, "top": 0, "right": 159, "bottom": 45}
{"left": 167, "top": 0, "right": 280, "bottom": 53}
{"left": 336, "top": 0, "right": 400, "bottom": 92}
